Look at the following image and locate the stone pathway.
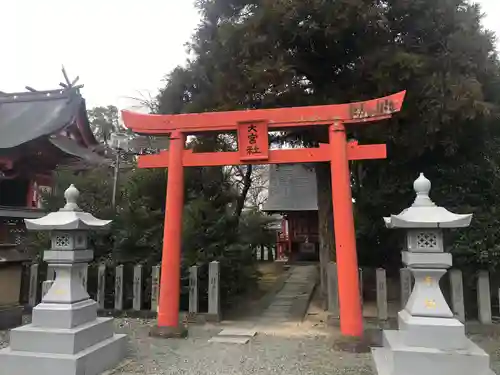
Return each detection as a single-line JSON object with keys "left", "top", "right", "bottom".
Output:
{"left": 205, "top": 265, "right": 317, "bottom": 344}
{"left": 256, "top": 265, "right": 317, "bottom": 327}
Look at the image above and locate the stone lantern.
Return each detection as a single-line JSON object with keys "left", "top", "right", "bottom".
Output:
{"left": 0, "top": 185, "right": 126, "bottom": 375}
{"left": 372, "top": 173, "right": 495, "bottom": 375}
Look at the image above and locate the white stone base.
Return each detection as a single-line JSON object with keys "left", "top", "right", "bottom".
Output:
{"left": 0, "top": 333, "right": 126, "bottom": 375}
{"left": 397, "top": 310, "right": 467, "bottom": 349}
{"left": 32, "top": 299, "right": 97, "bottom": 329}
{"left": 372, "top": 330, "right": 494, "bottom": 375}
{"left": 9, "top": 317, "right": 115, "bottom": 355}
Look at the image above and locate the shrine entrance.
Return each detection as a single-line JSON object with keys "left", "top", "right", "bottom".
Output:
{"left": 122, "top": 91, "right": 406, "bottom": 337}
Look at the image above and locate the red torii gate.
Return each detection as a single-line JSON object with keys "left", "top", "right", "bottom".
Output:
{"left": 122, "top": 91, "right": 406, "bottom": 337}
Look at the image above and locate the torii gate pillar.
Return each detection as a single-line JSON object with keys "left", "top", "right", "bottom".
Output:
{"left": 330, "top": 122, "right": 363, "bottom": 335}
{"left": 150, "top": 131, "right": 187, "bottom": 337}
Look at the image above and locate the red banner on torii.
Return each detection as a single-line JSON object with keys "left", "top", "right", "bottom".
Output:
{"left": 122, "top": 90, "right": 406, "bottom": 338}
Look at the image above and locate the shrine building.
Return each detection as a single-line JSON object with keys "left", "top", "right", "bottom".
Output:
{"left": 0, "top": 85, "right": 108, "bottom": 245}
{"left": 262, "top": 164, "right": 319, "bottom": 262}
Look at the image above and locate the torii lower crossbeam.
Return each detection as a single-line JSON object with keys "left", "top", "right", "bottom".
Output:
{"left": 122, "top": 90, "right": 406, "bottom": 338}
{"left": 137, "top": 142, "right": 386, "bottom": 168}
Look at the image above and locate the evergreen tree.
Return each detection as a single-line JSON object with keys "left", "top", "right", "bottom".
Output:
{"left": 157, "top": 0, "right": 500, "bottom": 280}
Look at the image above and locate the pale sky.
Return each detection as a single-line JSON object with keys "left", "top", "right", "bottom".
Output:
{"left": 1, "top": 0, "right": 498, "bottom": 111}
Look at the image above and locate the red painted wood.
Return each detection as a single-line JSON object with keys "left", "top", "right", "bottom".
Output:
{"left": 137, "top": 143, "right": 386, "bottom": 168}
{"left": 329, "top": 122, "right": 363, "bottom": 336}
{"left": 121, "top": 91, "right": 407, "bottom": 338}
{"left": 121, "top": 91, "right": 406, "bottom": 134}
{"left": 158, "top": 132, "right": 185, "bottom": 328}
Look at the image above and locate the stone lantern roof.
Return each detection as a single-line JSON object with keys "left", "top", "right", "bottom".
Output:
{"left": 383, "top": 173, "right": 472, "bottom": 229}
{"left": 24, "top": 184, "right": 112, "bottom": 231}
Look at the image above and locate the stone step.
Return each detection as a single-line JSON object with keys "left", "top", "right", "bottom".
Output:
{"left": 265, "top": 305, "right": 292, "bottom": 311}
{"left": 261, "top": 310, "right": 291, "bottom": 317}
{"left": 208, "top": 336, "right": 250, "bottom": 344}
{"left": 217, "top": 328, "right": 257, "bottom": 337}
{"left": 268, "top": 301, "right": 293, "bottom": 307}
{"left": 10, "top": 317, "right": 115, "bottom": 355}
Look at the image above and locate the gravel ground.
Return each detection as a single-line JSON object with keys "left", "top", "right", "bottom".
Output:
{"left": 2, "top": 315, "right": 500, "bottom": 375}
{"left": 112, "top": 318, "right": 375, "bottom": 375}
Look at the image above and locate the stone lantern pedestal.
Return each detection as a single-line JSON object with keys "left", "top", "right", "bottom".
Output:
{"left": 0, "top": 185, "right": 126, "bottom": 375}
{"left": 0, "top": 243, "right": 29, "bottom": 329}
{"left": 371, "top": 173, "right": 495, "bottom": 375}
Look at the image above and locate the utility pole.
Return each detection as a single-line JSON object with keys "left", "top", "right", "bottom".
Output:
{"left": 111, "top": 150, "right": 120, "bottom": 209}
{"left": 109, "top": 133, "right": 129, "bottom": 209}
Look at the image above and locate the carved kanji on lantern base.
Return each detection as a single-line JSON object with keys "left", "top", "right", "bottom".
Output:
{"left": 122, "top": 91, "right": 406, "bottom": 338}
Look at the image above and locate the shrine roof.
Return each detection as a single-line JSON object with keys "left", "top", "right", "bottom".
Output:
{"left": 0, "top": 88, "right": 95, "bottom": 150}
{"left": 262, "top": 164, "right": 318, "bottom": 212}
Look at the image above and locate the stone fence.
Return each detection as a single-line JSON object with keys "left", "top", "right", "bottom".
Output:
{"left": 21, "top": 261, "right": 222, "bottom": 322}
{"left": 21, "top": 260, "right": 499, "bottom": 324}
{"left": 327, "top": 263, "right": 497, "bottom": 324}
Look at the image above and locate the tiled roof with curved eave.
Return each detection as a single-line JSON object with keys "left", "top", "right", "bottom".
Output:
{"left": 0, "top": 88, "right": 84, "bottom": 149}
{"left": 262, "top": 164, "right": 318, "bottom": 212}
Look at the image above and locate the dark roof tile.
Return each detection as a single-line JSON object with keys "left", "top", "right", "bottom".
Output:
{"left": 263, "top": 164, "right": 318, "bottom": 212}
{"left": 0, "top": 89, "right": 83, "bottom": 149}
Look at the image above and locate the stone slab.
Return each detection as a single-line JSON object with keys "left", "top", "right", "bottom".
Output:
{"left": 208, "top": 336, "right": 250, "bottom": 344}
{"left": 0, "top": 333, "right": 127, "bottom": 375}
{"left": 477, "top": 271, "right": 492, "bottom": 324}
{"left": 399, "top": 268, "right": 412, "bottom": 309}
{"left": 449, "top": 269, "right": 465, "bottom": 322}
{"left": 289, "top": 282, "right": 316, "bottom": 322}
{"left": 10, "top": 317, "right": 114, "bottom": 354}
{"left": 218, "top": 328, "right": 257, "bottom": 337}
{"left": 376, "top": 268, "right": 388, "bottom": 320}
{"left": 327, "top": 262, "right": 340, "bottom": 316}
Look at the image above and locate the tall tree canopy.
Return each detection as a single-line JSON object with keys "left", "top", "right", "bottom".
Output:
{"left": 157, "top": 0, "right": 500, "bottom": 274}
{"left": 87, "top": 105, "right": 121, "bottom": 144}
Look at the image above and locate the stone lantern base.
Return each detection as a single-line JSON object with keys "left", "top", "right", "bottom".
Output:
{"left": 0, "top": 299, "right": 126, "bottom": 375}
{"left": 372, "top": 310, "right": 495, "bottom": 375}
{"left": 0, "top": 300, "right": 126, "bottom": 375}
